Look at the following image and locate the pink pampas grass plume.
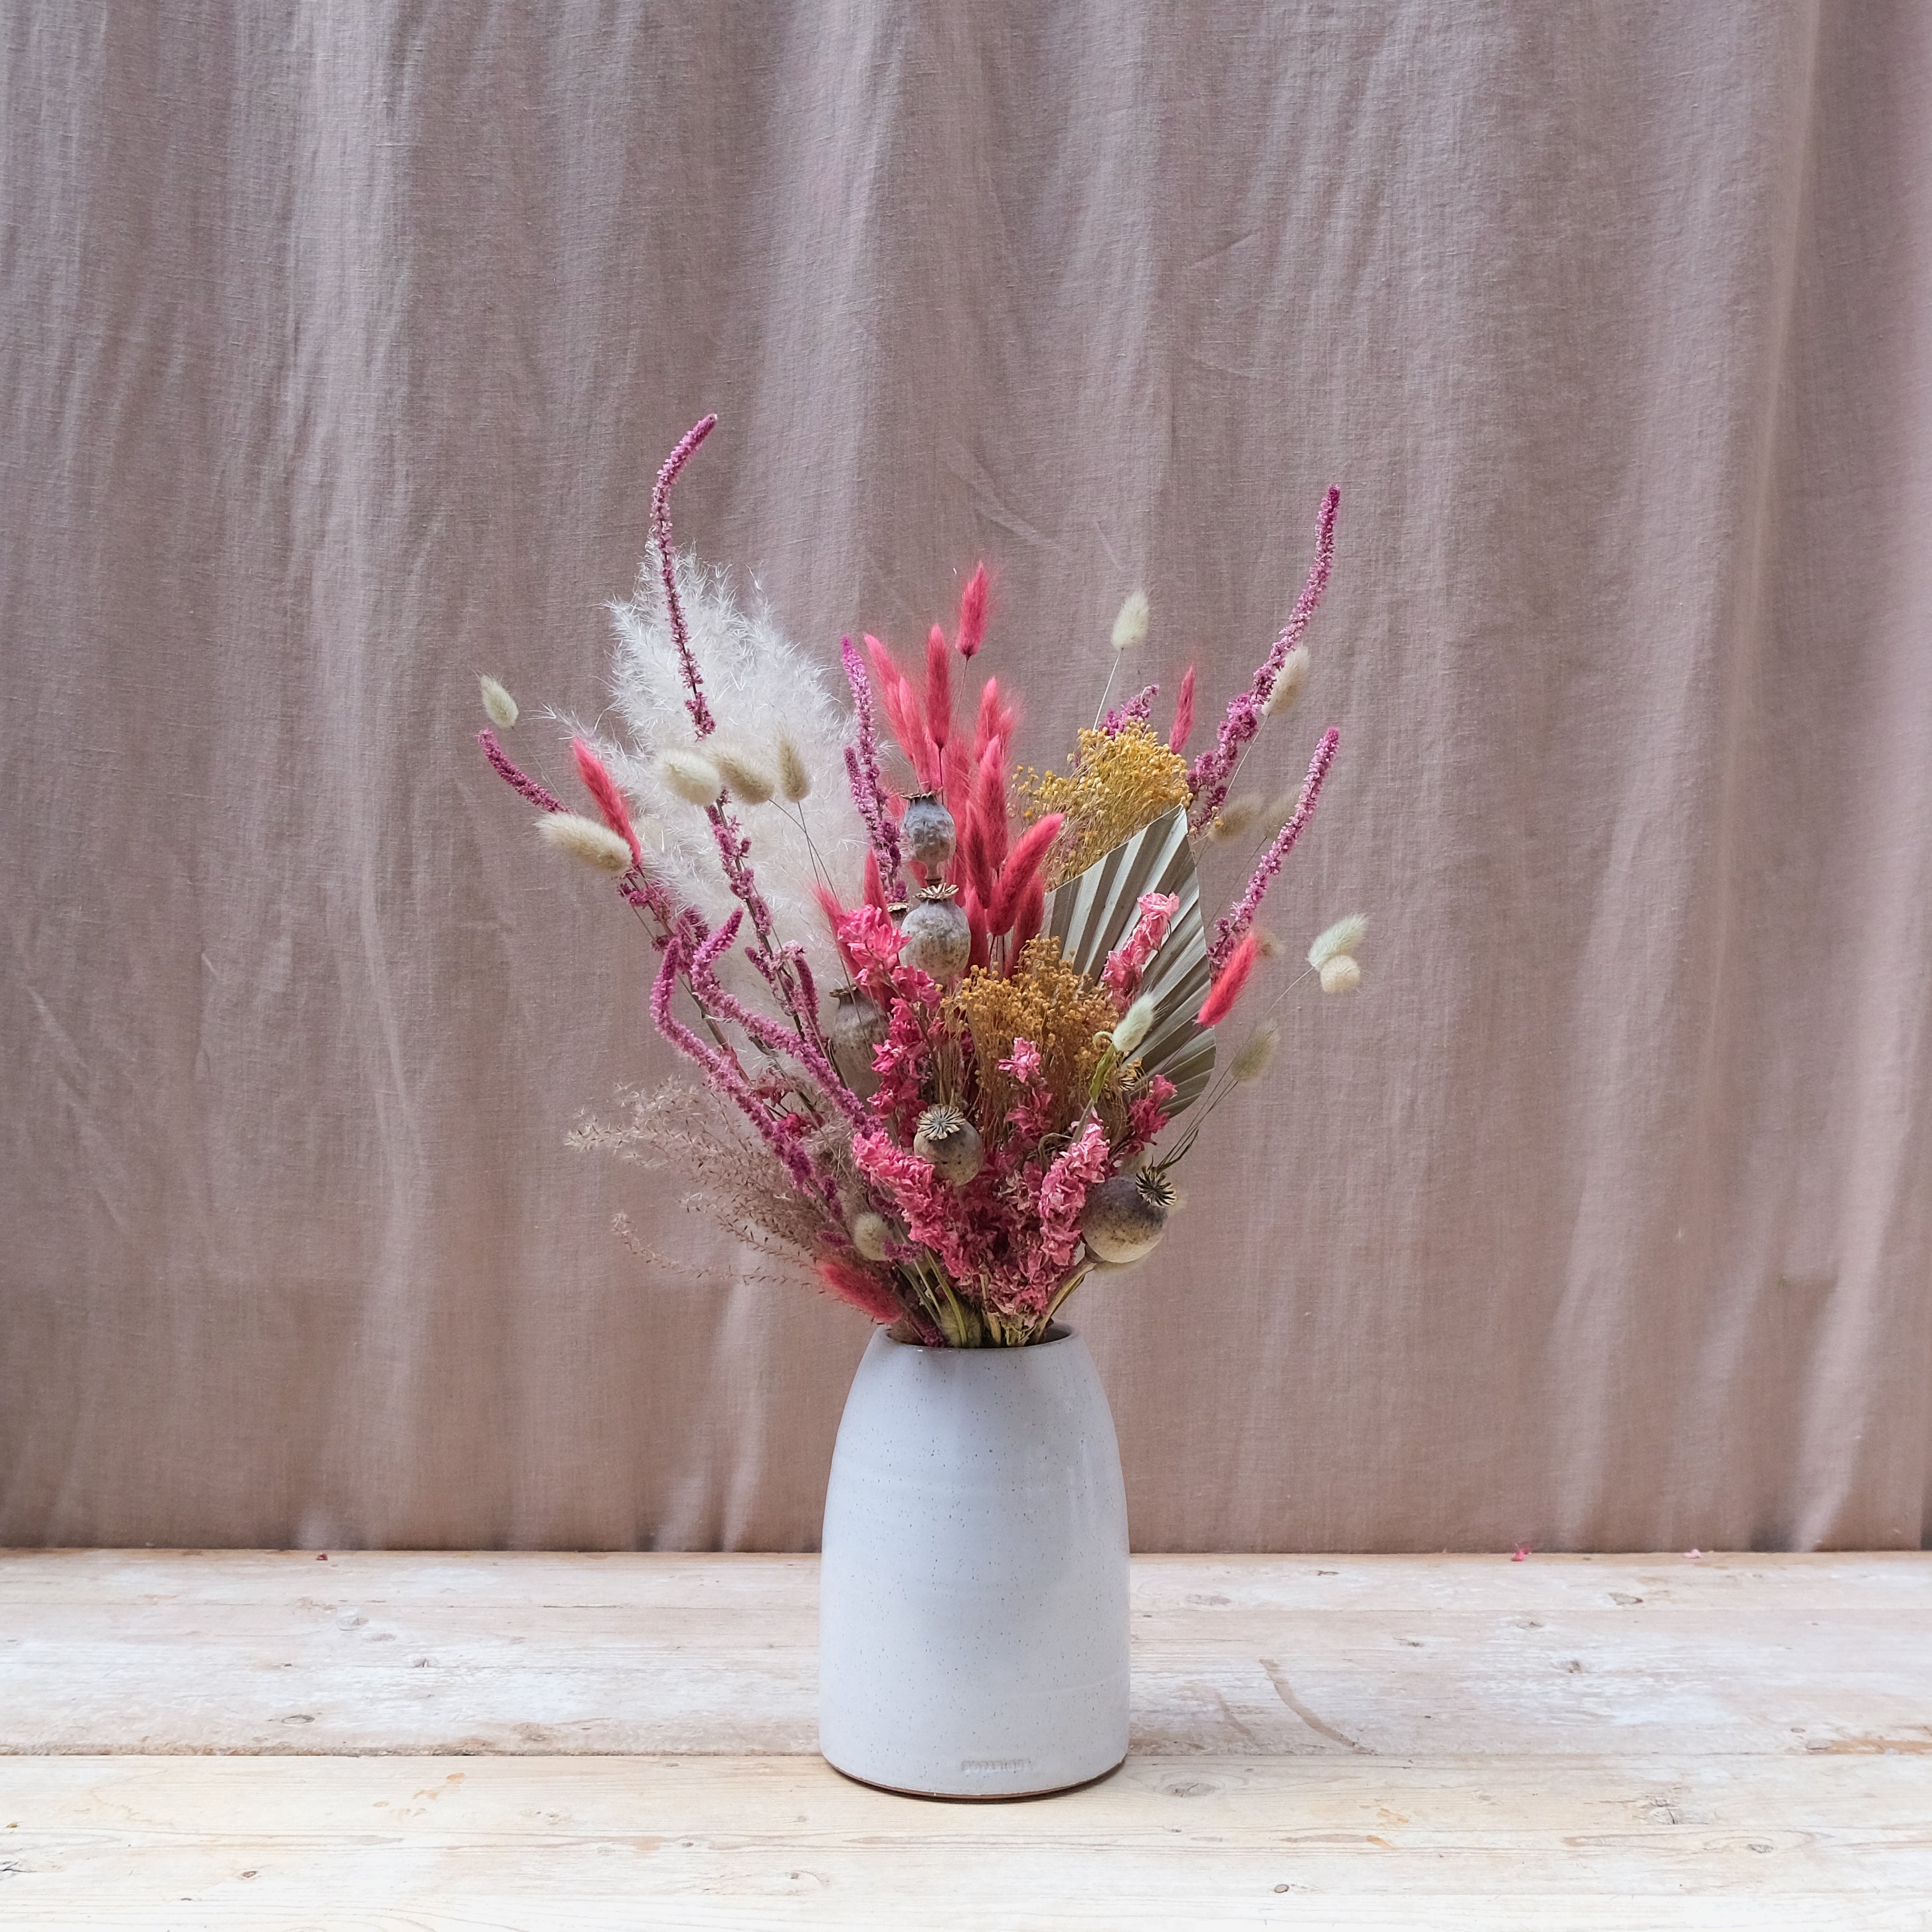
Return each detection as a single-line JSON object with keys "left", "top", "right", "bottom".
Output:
{"left": 1198, "top": 931, "right": 1259, "bottom": 1028}
{"left": 1168, "top": 664, "right": 1196, "bottom": 753}
{"left": 956, "top": 563, "right": 989, "bottom": 659}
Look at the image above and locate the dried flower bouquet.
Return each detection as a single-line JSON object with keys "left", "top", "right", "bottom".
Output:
{"left": 478, "top": 416, "right": 1365, "bottom": 1347}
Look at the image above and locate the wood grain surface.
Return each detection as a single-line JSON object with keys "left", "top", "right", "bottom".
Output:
{"left": 2, "top": 1551, "right": 1928, "bottom": 1927}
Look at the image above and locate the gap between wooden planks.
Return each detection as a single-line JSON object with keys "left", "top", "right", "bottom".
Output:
{"left": 1, "top": 1551, "right": 1928, "bottom": 1927}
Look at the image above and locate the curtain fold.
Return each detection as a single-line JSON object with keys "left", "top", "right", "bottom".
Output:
{"left": 3, "top": 0, "right": 1927, "bottom": 1550}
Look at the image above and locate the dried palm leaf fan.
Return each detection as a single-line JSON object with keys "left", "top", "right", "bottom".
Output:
{"left": 1043, "top": 806, "right": 1215, "bottom": 1112}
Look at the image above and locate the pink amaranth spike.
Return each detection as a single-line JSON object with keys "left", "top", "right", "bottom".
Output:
{"left": 1209, "top": 727, "right": 1339, "bottom": 968}
{"left": 1189, "top": 488, "right": 1338, "bottom": 826}
{"left": 650, "top": 414, "right": 719, "bottom": 738}
{"left": 478, "top": 730, "right": 565, "bottom": 814}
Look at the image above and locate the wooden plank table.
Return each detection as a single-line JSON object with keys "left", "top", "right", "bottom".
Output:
{"left": 1, "top": 1550, "right": 1928, "bottom": 1927}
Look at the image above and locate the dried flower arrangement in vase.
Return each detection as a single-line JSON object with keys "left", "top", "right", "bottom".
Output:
{"left": 474, "top": 415, "right": 1367, "bottom": 1797}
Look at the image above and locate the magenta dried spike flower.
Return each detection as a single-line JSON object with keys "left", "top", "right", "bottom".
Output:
{"left": 650, "top": 414, "right": 719, "bottom": 739}
{"left": 1189, "top": 486, "right": 1338, "bottom": 827}
{"left": 478, "top": 730, "right": 567, "bottom": 814}
{"left": 1209, "top": 727, "right": 1340, "bottom": 969}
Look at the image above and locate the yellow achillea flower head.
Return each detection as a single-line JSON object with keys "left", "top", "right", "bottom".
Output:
{"left": 1014, "top": 719, "right": 1192, "bottom": 887}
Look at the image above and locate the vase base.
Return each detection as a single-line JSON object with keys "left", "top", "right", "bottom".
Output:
{"left": 820, "top": 1751, "right": 1128, "bottom": 1803}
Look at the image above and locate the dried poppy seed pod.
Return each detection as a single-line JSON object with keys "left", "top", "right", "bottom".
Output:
{"left": 1081, "top": 1170, "right": 1173, "bottom": 1265}
{"left": 913, "top": 1105, "right": 985, "bottom": 1186}
{"left": 901, "top": 792, "right": 957, "bottom": 868}
{"left": 828, "top": 984, "right": 888, "bottom": 1097}
{"left": 899, "top": 884, "right": 970, "bottom": 980}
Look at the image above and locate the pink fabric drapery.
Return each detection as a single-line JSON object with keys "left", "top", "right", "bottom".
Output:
{"left": 3, "top": 2, "right": 1929, "bottom": 1550}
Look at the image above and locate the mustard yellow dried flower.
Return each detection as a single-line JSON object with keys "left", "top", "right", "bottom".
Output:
{"left": 1014, "top": 719, "right": 1192, "bottom": 886}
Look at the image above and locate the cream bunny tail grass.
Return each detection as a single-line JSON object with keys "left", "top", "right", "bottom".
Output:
{"left": 604, "top": 550, "right": 864, "bottom": 981}
{"left": 1110, "top": 590, "right": 1150, "bottom": 652}
{"left": 539, "top": 812, "right": 637, "bottom": 873}
{"left": 1319, "top": 954, "right": 1362, "bottom": 994}
{"left": 711, "top": 747, "right": 776, "bottom": 806}
{"left": 1307, "top": 913, "right": 1367, "bottom": 970}
{"left": 478, "top": 675, "right": 519, "bottom": 729}
{"left": 1229, "top": 1018, "right": 1281, "bottom": 1084}
{"left": 659, "top": 749, "right": 723, "bottom": 806}
{"left": 776, "top": 736, "right": 812, "bottom": 802}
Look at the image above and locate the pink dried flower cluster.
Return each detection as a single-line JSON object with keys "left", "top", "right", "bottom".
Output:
{"left": 477, "top": 414, "right": 1360, "bottom": 1347}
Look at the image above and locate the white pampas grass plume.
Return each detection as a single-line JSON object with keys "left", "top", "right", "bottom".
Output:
{"left": 711, "top": 747, "right": 776, "bottom": 806}
{"left": 1307, "top": 913, "right": 1368, "bottom": 970}
{"left": 479, "top": 675, "right": 519, "bottom": 729}
{"left": 851, "top": 1212, "right": 892, "bottom": 1263}
{"left": 776, "top": 736, "right": 811, "bottom": 802}
{"left": 1261, "top": 644, "right": 1310, "bottom": 718}
{"left": 1319, "top": 954, "right": 1362, "bottom": 994}
{"left": 1204, "top": 792, "right": 1263, "bottom": 843}
{"left": 659, "top": 749, "right": 723, "bottom": 806}
{"left": 601, "top": 549, "right": 867, "bottom": 985}
{"left": 1110, "top": 993, "right": 1158, "bottom": 1057}
{"left": 1111, "top": 590, "right": 1150, "bottom": 652}
{"left": 1230, "top": 1018, "right": 1281, "bottom": 1084}
{"left": 538, "top": 811, "right": 634, "bottom": 873}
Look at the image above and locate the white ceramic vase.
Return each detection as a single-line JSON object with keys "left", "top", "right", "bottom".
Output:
{"left": 818, "top": 1324, "right": 1130, "bottom": 1799}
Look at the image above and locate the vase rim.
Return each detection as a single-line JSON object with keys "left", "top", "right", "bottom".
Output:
{"left": 881, "top": 1320, "right": 1075, "bottom": 1354}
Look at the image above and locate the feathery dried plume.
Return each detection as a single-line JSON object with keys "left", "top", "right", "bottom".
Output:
{"left": 478, "top": 675, "right": 518, "bottom": 729}
{"left": 1111, "top": 590, "right": 1150, "bottom": 652}
{"left": 851, "top": 1211, "right": 893, "bottom": 1263}
{"left": 1110, "top": 993, "right": 1157, "bottom": 1058}
{"left": 539, "top": 812, "right": 636, "bottom": 873}
{"left": 1252, "top": 923, "right": 1286, "bottom": 960}
{"left": 1198, "top": 930, "right": 1260, "bottom": 1028}
{"left": 659, "top": 748, "right": 723, "bottom": 806}
{"left": 1260, "top": 790, "right": 1301, "bottom": 839}
{"left": 1308, "top": 913, "right": 1367, "bottom": 970}
{"left": 1261, "top": 644, "right": 1311, "bottom": 719}
{"left": 1320, "top": 954, "right": 1362, "bottom": 994}
{"left": 1203, "top": 793, "right": 1263, "bottom": 843}
{"left": 1229, "top": 1018, "right": 1281, "bottom": 1084}
{"left": 776, "top": 736, "right": 811, "bottom": 802}
{"left": 711, "top": 747, "right": 776, "bottom": 806}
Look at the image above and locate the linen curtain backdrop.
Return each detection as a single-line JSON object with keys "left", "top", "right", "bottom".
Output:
{"left": 4, "top": 1, "right": 1929, "bottom": 1553}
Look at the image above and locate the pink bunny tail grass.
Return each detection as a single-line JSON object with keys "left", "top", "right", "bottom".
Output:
{"left": 988, "top": 812, "right": 1063, "bottom": 936}
{"left": 865, "top": 632, "right": 941, "bottom": 791}
{"left": 478, "top": 731, "right": 567, "bottom": 814}
{"left": 650, "top": 414, "right": 719, "bottom": 738}
{"left": 816, "top": 1253, "right": 907, "bottom": 1327}
{"left": 1169, "top": 664, "right": 1197, "bottom": 753}
{"left": 812, "top": 883, "right": 858, "bottom": 977}
{"left": 925, "top": 626, "right": 954, "bottom": 753}
{"left": 862, "top": 848, "right": 888, "bottom": 912}
{"left": 1209, "top": 726, "right": 1340, "bottom": 968}
{"left": 1197, "top": 931, "right": 1260, "bottom": 1029}
{"left": 974, "top": 737, "right": 1010, "bottom": 869}
{"left": 1188, "top": 487, "right": 1339, "bottom": 825}
{"left": 1009, "top": 873, "right": 1046, "bottom": 960}
{"left": 956, "top": 562, "right": 989, "bottom": 659}
{"left": 571, "top": 738, "right": 642, "bottom": 866}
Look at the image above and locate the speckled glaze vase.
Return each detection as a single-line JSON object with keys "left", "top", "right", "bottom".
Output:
{"left": 818, "top": 1324, "right": 1130, "bottom": 1799}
